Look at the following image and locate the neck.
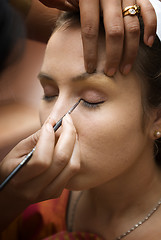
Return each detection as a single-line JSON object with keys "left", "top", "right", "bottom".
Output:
{"left": 72, "top": 154, "right": 161, "bottom": 239}
{"left": 84, "top": 155, "right": 161, "bottom": 223}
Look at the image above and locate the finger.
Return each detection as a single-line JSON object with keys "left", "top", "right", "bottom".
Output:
{"left": 101, "top": 0, "right": 124, "bottom": 76}
{"left": 13, "top": 121, "right": 55, "bottom": 184}
{"left": 21, "top": 114, "right": 77, "bottom": 201}
{"left": 63, "top": 0, "right": 79, "bottom": 11}
{"left": 39, "top": 0, "right": 77, "bottom": 11}
{"left": 120, "top": 0, "right": 140, "bottom": 75}
{"left": 79, "top": 0, "right": 100, "bottom": 73}
{"left": 137, "top": 0, "right": 157, "bottom": 47}
{"left": 29, "top": 114, "right": 76, "bottom": 186}
{"left": 4, "top": 129, "right": 40, "bottom": 160}
{"left": 0, "top": 130, "right": 41, "bottom": 183}
{"left": 39, "top": 137, "right": 80, "bottom": 200}
{"left": 66, "top": 0, "right": 79, "bottom": 10}
{"left": 52, "top": 114, "right": 77, "bottom": 175}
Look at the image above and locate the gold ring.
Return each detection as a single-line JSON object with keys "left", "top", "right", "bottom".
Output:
{"left": 122, "top": 4, "right": 141, "bottom": 17}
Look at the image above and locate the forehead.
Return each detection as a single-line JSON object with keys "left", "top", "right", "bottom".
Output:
{"left": 42, "top": 26, "right": 106, "bottom": 78}
{"left": 40, "top": 25, "right": 144, "bottom": 113}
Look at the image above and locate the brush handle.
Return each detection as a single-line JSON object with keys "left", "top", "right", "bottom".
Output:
{"left": 0, "top": 147, "right": 36, "bottom": 191}
{"left": 0, "top": 100, "right": 81, "bottom": 191}
{"left": 0, "top": 117, "right": 64, "bottom": 191}
{"left": 53, "top": 117, "right": 63, "bottom": 132}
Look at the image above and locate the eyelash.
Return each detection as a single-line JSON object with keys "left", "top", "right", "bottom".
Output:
{"left": 42, "top": 95, "right": 57, "bottom": 102}
{"left": 42, "top": 95, "right": 104, "bottom": 108}
{"left": 81, "top": 99, "right": 104, "bottom": 109}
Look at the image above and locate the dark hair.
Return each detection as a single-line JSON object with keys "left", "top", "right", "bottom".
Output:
{"left": 134, "top": 20, "right": 161, "bottom": 108}
{"left": 55, "top": 12, "right": 161, "bottom": 162}
{"left": 0, "top": 0, "right": 26, "bottom": 74}
{"left": 134, "top": 19, "right": 161, "bottom": 164}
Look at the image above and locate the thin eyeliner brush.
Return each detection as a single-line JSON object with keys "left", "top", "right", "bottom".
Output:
{"left": 0, "top": 99, "right": 81, "bottom": 191}
{"left": 53, "top": 99, "right": 81, "bottom": 131}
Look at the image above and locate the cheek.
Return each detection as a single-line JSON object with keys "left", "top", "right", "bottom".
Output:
{"left": 67, "top": 109, "right": 146, "bottom": 190}
{"left": 75, "top": 105, "right": 145, "bottom": 175}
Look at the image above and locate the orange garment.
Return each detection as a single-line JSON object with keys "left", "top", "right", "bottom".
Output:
{"left": 1, "top": 190, "right": 69, "bottom": 240}
{"left": 1, "top": 190, "right": 102, "bottom": 240}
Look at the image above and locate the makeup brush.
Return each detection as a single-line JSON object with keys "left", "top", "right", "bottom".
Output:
{"left": 0, "top": 99, "right": 81, "bottom": 191}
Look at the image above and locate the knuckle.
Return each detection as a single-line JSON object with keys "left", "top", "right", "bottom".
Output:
{"left": 70, "top": 161, "right": 80, "bottom": 174}
{"left": 107, "top": 25, "right": 123, "bottom": 39}
{"left": 23, "top": 190, "right": 38, "bottom": 203}
{"left": 31, "top": 131, "right": 40, "bottom": 145}
{"left": 145, "top": 4, "right": 154, "bottom": 15}
{"left": 142, "top": 5, "right": 157, "bottom": 27}
{"left": 55, "top": 152, "right": 69, "bottom": 168}
{"left": 39, "top": 161, "right": 51, "bottom": 171}
{"left": 126, "top": 23, "right": 140, "bottom": 35}
{"left": 82, "top": 23, "right": 98, "bottom": 39}
{"left": 32, "top": 153, "right": 51, "bottom": 172}
{"left": 18, "top": 138, "right": 26, "bottom": 146}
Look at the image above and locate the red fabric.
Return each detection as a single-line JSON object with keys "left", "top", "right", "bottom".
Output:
{"left": 19, "top": 189, "right": 69, "bottom": 240}
{"left": 0, "top": 190, "right": 69, "bottom": 240}
{"left": 43, "top": 231, "right": 102, "bottom": 240}
{"left": 1, "top": 189, "right": 102, "bottom": 240}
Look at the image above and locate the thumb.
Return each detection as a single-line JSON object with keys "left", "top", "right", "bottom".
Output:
{"left": 0, "top": 130, "right": 41, "bottom": 182}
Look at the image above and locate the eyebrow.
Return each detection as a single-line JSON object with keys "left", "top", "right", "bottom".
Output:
{"left": 71, "top": 71, "right": 105, "bottom": 82}
{"left": 38, "top": 72, "right": 54, "bottom": 81}
{"left": 38, "top": 71, "right": 109, "bottom": 83}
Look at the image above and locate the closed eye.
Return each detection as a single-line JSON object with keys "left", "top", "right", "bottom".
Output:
{"left": 42, "top": 95, "right": 58, "bottom": 102}
{"left": 82, "top": 99, "right": 105, "bottom": 109}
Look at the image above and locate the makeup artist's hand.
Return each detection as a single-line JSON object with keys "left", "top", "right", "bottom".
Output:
{"left": 38, "top": 0, "right": 79, "bottom": 11}
{"left": 0, "top": 114, "right": 80, "bottom": 231}
{"left": 39, "top": 0, "right": 157, "bottom": 76}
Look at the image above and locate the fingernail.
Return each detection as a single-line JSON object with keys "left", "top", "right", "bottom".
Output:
{"left": 45, "top": 123, "right": 53, "bottom": 133}
{"left": 147, "top": 35, "right": 155, "bottom": 47}
{"left": 106, "top": 68, "right": 116, "bottom": 77}
{"left": 87, "top": 63, "right": 95, "bottom": 74}
{"left": 122, "top": 64, "right": 132, "bottom": 75}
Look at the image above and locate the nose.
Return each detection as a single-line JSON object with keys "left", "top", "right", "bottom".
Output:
{"left": 50, "top": 98, "right": 81, "bottom": 124}
{"left": 49, "top": 98, "right": 68, "bottom": 122}
{"left": 49, "top": 102, "right": 68, "bottom": 138}
{"left": 50, "top": 99, "right": 81, "bottom": 140}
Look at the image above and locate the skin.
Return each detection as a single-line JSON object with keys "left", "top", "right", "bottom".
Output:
{"left": 38, "top": 0, "right": 79, "bottom": 10}
{"left": 39, "top": 26, "right": 155, "bottom": 190}
{"left": 39, "top": 0, "right": 157, "bottom": 76}
{"left": 0, "top": 14, "right": 160, "bottom": 240}
{"left": 38, "top": 25, "right": 161, "bottom": 239}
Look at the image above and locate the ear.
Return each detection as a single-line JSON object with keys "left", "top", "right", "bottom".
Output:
{"left": 149, "top": 108, "right": 161, "bottom": 140}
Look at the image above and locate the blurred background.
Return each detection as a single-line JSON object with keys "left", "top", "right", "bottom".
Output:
{"left": 0, "top": 0, "right": 60, "bottom": 161}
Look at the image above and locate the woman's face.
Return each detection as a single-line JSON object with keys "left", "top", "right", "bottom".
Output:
{"left": 39, "top": 25, "right": 153, "bottom": 190}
